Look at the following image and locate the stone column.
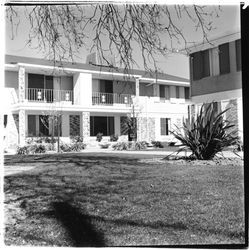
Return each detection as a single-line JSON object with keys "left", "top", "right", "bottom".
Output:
{"left": 82, "top": 112, "right": 90, "bottom": 141}
{"left": 18, "top": 66, "right": 26, "bottom": 103}
{"left": 19, "top": 109, "right": 26, "bottom": 145}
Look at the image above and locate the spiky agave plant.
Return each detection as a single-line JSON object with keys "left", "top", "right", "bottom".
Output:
{"left": 171, "top": 102, "right": 239, "bottom": 160}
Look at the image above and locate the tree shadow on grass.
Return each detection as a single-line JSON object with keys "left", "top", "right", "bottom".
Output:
{"left": 52, "top": 201, "right": 106, "bottom": 247}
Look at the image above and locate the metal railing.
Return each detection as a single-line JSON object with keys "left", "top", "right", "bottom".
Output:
{"left": 92, "top": 92, "right": 132, "bottom": 105}
{"left": 25, "top": 88, "right": 73, "bottom": 103}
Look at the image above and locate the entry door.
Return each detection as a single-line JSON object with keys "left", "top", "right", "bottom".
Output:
{"left": 100, "top": 80, "right": 113, "bottom": 104}
{"left": 28, "top": 74, "right": 44, "bottom": 101}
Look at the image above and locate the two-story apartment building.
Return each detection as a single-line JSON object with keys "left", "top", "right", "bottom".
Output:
{"left": 4, "top": 54, "right": 190, "bottom": 148}
{"left": 188, "top": 32, "right": 243, "bottom": 141}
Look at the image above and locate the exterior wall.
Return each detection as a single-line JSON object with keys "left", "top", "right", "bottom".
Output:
{"left": 4, "top": 113, "right": 19, "bottom": 149}
{"left": 19, "top": 109, "right": 26, "bottom": 145}
{"left": 5, "top": 71, "right": 18, "bottom": 88}
{"left": 73, "top": 72, "right": 92, "bottom": 106}
{"left": 82, "top": 111, "right": 90, "bottom": 141}
{"left": 92, "top": 79, "right": 100, "bottom": 92}
{"left": 190, "top": 38, "right": 241, "bottom": 97}
{"left": 137, "top": 117, "right": 156, "bottom": 142}
{"left": 191, "top": 72, "right": 241, "bottom": 97}
{"left": 191, "top": 89, "right": 242, "bottom": 104}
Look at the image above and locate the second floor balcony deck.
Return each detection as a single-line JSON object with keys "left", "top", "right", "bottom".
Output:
{"left": 92, "top": 92, "right": 133, "bottom": 106}
{"left": 25, "top": 88, "right": 73, "bottom": 103}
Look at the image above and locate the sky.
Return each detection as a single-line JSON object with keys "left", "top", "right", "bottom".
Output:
{"left": 4, "top": 4, "right": 240, "bottom": 79}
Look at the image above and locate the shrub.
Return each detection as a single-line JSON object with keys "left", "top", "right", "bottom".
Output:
{"left": 112, "top": 142, "right": 130, "bottom": 150}
{"left": 34, "top": 137, "right": 43, "bottom": 143}
{"left": 45, "top": 143, "right": 55, "bottom": 151}
{"left": 17, "top": 145, "right": 29, "bottom": 155}
{"left": 100, "top": 143, "right": 110, "bottom": 149}
{"left": 28, "top": 144, "right": 46, "bottom": 154}
{"left": 151, "top": 141, "right": 164, "bottom": 148}
{"left": 17, "top": 144, "right": 46, "bottom": 155}
{"left": 171, "top": 102, "right": 239, "bottom": 160}
{"left": 25, "top": 138, "right": 34, "bottom": 144}
{"left": 71, "top": 136, "right": 84, "bottom": 143}
{"left": 131, "top": 141, "right": 148, "bottom": 150}
{"left": 110, "top": 134, "right": 119, "bottom": 142}
{"left": 70, "top": 142, "right": 86, "bottom": 151}
{"left": 113, "top": 141, "right": 147, "bottom": 151}
{"left": 96, "top": 133, "right": 103, "bottom": 142}
{"left": 44, "top": 137, "right": 57, "bottom": 143}
{"left": 60, "top": 142, "right": 86, "bottom": 152}
{"left": 60, "top": 143, "right": 72, "bottom": 152}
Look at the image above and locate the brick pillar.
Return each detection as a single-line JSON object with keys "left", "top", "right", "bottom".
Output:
{"left": 18, "top": 66, "right": 25, "bottom": 103}
{"left": 19, "top": 109, "right": 26, "bottom": 145}
{"left": 82, "top": 112, "right": 90, "bottom": 141}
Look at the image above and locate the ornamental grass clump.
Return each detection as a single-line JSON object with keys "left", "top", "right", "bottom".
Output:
{"left": 171, "top": 102, "right": 239, "bottom": 160}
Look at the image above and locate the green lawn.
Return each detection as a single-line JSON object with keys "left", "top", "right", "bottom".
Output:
{"left": 4, "top": 153, "right": 245, "bottom": 246}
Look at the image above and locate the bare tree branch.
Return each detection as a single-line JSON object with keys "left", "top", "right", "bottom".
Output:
{"left": 6, "top": 4, "right": 220, "bottom": 75}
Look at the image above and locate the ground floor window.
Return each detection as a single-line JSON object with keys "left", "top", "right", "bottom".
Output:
{"left": 160, "top": 118, "right": 171, "bottom": 135}
{"left": 90, "top": 116, "right": 114, "bottom": 136}
{"left": 70, "top": 115, "right": 80, "bottom": 136}
{"left": 27, "top": 115, "right": 61, "bottom": 137}
{"left": 28, "top": 115, "right": 37, "bottom": 136}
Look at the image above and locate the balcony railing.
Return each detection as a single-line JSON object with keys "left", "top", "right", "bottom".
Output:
{"left": 92, "top": 92, "right": 132, "bottom": 106}
{"left": 25, "top": 88, "right": 73, "bottom": 103}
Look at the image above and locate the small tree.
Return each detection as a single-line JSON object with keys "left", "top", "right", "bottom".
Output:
{"left": 171, "top": 102, "right": 239, "bottom": 160}
{"left": 40, "top": 106, "right": 62, "bottom": 153}
{"left": 121, "top": 104, "right": 138, "bottom": 141}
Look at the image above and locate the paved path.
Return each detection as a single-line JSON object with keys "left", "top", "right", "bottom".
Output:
{"left": 80, "top": 148, "right": 243, "bottom": 158}
{"left": 4, "top": 166, "right": 36, "bottom": 176}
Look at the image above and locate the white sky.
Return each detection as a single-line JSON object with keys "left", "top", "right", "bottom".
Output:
{"left": 4, "top": 4, "right": 240, "bottom": 79}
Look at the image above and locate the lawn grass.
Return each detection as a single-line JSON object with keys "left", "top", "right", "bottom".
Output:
{"left": 4, "top": 153, "right": 245, "bottom": 246}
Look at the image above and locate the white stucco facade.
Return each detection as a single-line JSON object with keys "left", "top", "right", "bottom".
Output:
{"left": 4, "top": 55, "right": 190, "bottom": 148}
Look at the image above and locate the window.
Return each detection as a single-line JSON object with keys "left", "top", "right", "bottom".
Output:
{"left": 160, "top": 118, "right": 171, "bottom": 136}
{"left": 70, "top": 115, "right": 80, "bottom": 136}
{"left": 192, "top": 49, "right": 210, "bottom": 81}
{"left": 90, "top": 116, "right": 114, "bottom": 136}
{"left": 39, "top": 115, "right": 49, "bottom": 136}
{"left": 176, "top": 86, "right": 180, "bottom": 98}
{"left": 236, "top": 39, "right": 241, "bottom": 71}
{"left": 159, "top": 85, "right": 165, "bottom": 98}
{"left": 159, "top": 85, "right": 170, "bottom": 100}
{"left": 184, "top": 87, "right": 190, "bottom": 99}
{"left": 28, "top": 115, "right": 36, "bottom": 136}
{"left": 219, "top": 43, "right": 230, "bottom": 75}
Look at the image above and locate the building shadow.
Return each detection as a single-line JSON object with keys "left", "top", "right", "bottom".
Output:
{"left": 52, "top": 201, "right": 106, "bottom": 247}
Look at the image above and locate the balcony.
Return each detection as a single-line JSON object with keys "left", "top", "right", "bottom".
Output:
{"left": 25, "top": 88, "right": 73, "bottom": 103}
{"left": 92, "top": 92, "right": 132, "bottom": 106}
